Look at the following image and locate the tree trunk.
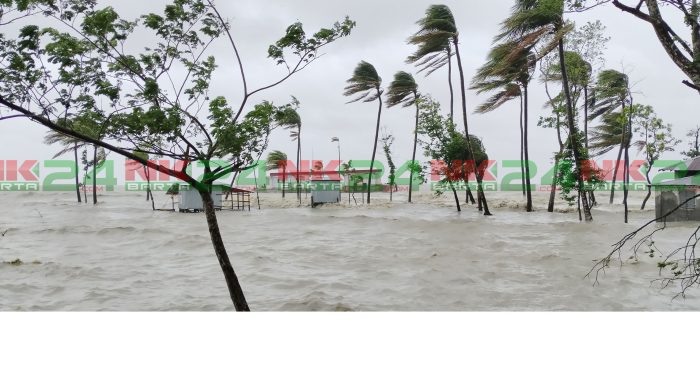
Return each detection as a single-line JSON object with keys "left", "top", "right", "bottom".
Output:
{"left": 447, "top": 46, "right": 454, "bottom": 122}
{"left": 74, "top": 143, "right": 82, "bottom": 203}
{"left": 92, "top": 145, "right": 98, "bottom": 205}
{"left": 282, "top": 166, "right": 286, "bottom": 198}
{"left": 610, "top": 143, "right": 624, "bottom": 204}
{"left": 584, "top": 86, "right": 597, "bottom": 208}
{"left": 367, "top": 91, "right": 383, "bottom": 205}
{"left": 623, "top": 146, "right": 630, "bottom": 223}
{"left": 409, "top": 100, "right": 419, "bottom": 203}
{"left": 520, "top": 94, "right": 526, "bottom": 197}
{"left": 297, "top": 125, "right": 301, "bottom": 205}
{"left": 453, "top": 36, "right": 491, "bottom": 216}
{"left": 449, "top": 181, "right": 461, "bottom": 212}
{"left": 558, "top": 37, "right": 592, "bottom": 222}
{"left": 144, "top": 166, "right": 155, "bottom": 211}
{"left": 548, "top": 155, "right": 561, "bottom": 213}
{"left": 200, "top": 188, "right": 250, "bottom": 311}
{"left": 641, "top": 163, "right": 653, "bottom": 210}
{"left": 523, "top": 84, "right": 533, "bottom": 212}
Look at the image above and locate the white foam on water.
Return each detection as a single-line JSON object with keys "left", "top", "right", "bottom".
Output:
{"left": 1, "top": 190, "right": 699, "bottom": 311}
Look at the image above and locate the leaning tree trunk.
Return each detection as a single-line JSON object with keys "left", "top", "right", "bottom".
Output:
{"left": 453, "top": 36, "right": 491, "bottom": 216}
{"left": 641, "top": 162, "right": 653, "bottom": 210}
{"left": 367, "top": 91, "right": 383, "bottom": 205}
{"left": 92, "top": 145, "right": 98, "bottom": 205}
{"left": 73, "top": 143, "right": 82, "bottom": 203}
{"left": 558, "top": 37, "right": 592, "bottom": 222}
{"left": 200, "top": 188, "right": 250, "bottom": 311}
{"left": 409, "top": 101, "right": 419, "bottom": 203}
{"left": 584, "top": 86, "right": 596, "bottom": 207}
{"left": 523, "top": 84, "right": 533, "bottom": 212}
{"left": 449, "top": 180, "right": 461, "bottom": 212}
{"left": 548, "top": 155, "right": 561, "bottom": 213}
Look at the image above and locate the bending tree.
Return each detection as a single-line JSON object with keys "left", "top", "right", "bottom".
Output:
{"left": 275, "top": 98, "right": 302, "bottom": 204}
{"left": 588, "top": 69, "right": 631, "bottom": 207}
{"left": 385, "top": 71, "right": 420, "bottom": 203}
{"left": 407, "top": 5, "right": 455, "bottom": 120}
{"left": 0, "top": 0, "right": 355, "bottom": 311}
{"left": 43, "top": 130, "right": 85, "bottom": 203}
{"left": 473, "top": 40, "right": 536, "bottom": 212}
{"left": 344, "top": 61, "right": 383, "bottom": 205}
{"left": 500, "top": 0, "right": 592, "bottom": 221}
{"left": 267, "top": 150, "right": 289, "bottom": 198}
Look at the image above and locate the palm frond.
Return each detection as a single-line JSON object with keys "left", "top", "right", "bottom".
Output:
{"left": 344, "top": 61, "right": 382, "bottom": 103}
{"left": 386, "top": 71, "right": 418, "bottom": 108}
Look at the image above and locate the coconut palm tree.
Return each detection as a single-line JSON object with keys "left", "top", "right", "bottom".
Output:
{"left": 344, "top": 60, "right": 383, "bottom": 205}
{"left": 590, "top": 111, "right": 631, "bottom": 219}
{"left": 473, "top": 40, "right": 536, "bottom": 212}
{"left": 43, "top": 131, "right": 84, "bottom": 203}
{"left": 266, "top": 150, "right": 289, "bottom": 198}
{"left": 411, "top": 4, "right": 490, "bottom": 214}
{"left": 275, "top": 98, "right": 302, "bottom": 203}
{"left": 407, "top": 6, "right": 455, "bottom": 120}
{"left": 497, "top": 0, "right": 589, "bottom": 220}
{"left": 386, "top": 71, "right": 421, "bottom": 203}
{"left": 588, "top": 69, "right": 630, "bottom": 205}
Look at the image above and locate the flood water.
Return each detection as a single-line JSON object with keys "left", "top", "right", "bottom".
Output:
{"left": 1, "top": 190, "right": 700, "bottom": 311}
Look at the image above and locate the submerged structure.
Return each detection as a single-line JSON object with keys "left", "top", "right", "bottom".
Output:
{"left": 174, "top": 185, "right": 252, "bottom": 213}
{"left": 655, "top": 157, "right": 700, "bottom": 221}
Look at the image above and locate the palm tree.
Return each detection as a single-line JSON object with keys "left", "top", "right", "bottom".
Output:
{"left": 386, "top": 71, "right": 421, "bottom": 203}
{"left": 344, "top": 61, "right": 383, "bottom": 205}
{"left": 590, "top": 112, "right": 632, "bottom": 216}
{"left": 43, "top": 131, "right": 84, "bottom": 203}
{"left": 588, "top": 69, "right": 630, "bottom": 206}
{"left": 407, "top": 6, "right": 455, "bottom": 120}
{"left": 275, "top": 99, "right": 302, "bottom": 203}
{"left": 411, "top": 4, "right": 490, "bottom": 214}
{"left": 266, "top": 150, "right": 289, "bottom": 198}
{"left": 473, "top": 40, "right": 536, "bottom": 212}
{"left": 498, "top": 0, "right": 589, "bottom": 220}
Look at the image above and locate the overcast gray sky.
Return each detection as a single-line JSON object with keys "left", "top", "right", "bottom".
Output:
{"left": 2, "top": 0, "right": 698, "bottom": 182}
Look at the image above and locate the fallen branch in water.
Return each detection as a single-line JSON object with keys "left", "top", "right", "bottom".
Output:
{"left": 588, "top": 194, "right": 700, "bottom": 298}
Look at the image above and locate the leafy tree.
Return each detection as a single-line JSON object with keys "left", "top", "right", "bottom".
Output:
{"left": 567, "top": 0, "right": 700, "bottom": 94}
{"left": 418, "top": 97, "right": 488, "bottom": 212}
{"left": 0, "top": 0, "right": 355, "bottom": 311}
{"left": 385, "top": 71, "right": 421, "bottom": 203}
{"left": 682, "top": 126, "right": 700, "bottom": 159}
{"left": 267, "top": 150, "right": 288, "bottom": 198}
{"left": 630, "top": 104, "right": 679, "bottom": 210}
{"left": 344, "top": 60, "right": 383, "bottom": 205}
